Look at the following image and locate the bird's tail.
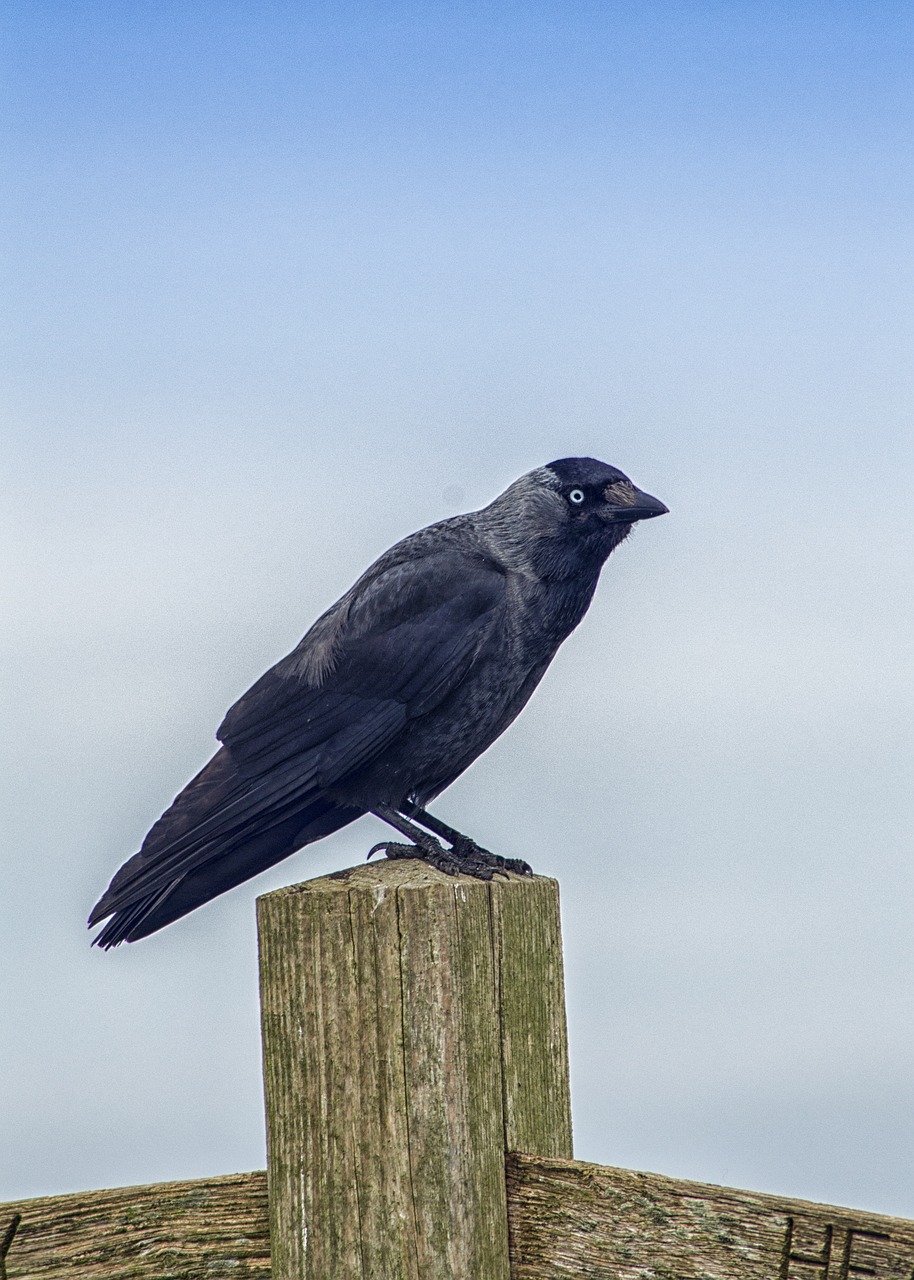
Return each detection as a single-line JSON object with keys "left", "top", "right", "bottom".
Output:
{"left": 89, "top": 748, "right": 363, "bottom": 946}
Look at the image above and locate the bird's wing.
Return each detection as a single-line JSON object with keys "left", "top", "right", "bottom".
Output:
{"left": 93, "top": 545, "right": 505, "bottom": 925}
{"left": 217, "top": 543, "right": 507, "bottom": 785}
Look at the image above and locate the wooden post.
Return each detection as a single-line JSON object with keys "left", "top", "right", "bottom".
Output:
{"left": 257, "top": 860, "right": 572, "bottom": 1280}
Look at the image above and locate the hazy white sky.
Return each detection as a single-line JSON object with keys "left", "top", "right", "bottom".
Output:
{"left": 4, "top": 1, "right": 914, "bottom": 1216}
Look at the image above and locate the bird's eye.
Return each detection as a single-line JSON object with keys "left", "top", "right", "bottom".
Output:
{"left": 568, "top": 488, "right": 586, "bottom": 505}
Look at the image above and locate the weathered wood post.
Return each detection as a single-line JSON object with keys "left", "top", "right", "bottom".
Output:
{"left": 257, "top": 860, "right": 573, "bottom": 1280}
{"left": 11, "top": 859, "right": 914, "bottom": 1278}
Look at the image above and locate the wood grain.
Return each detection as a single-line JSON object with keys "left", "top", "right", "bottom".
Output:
{"left": 17, "top": 862, "right": 910, "bottom": 1280}
{"left": 6, "top": 1154, "right": 914, "bottom": 1278}
{"left": 256, "top": 860, "right": 572, "bottom": 1280}
{"left": 491, "top": 875, "right": 573, "bottom": 1159}
{"left": 0, "top": 1171, "right": 270, "bottom": 1279}
{"left": 507, "top": 1153, "right": 914, "bottom": 1279}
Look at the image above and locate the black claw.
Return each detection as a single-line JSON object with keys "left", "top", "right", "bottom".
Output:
{"left": 367, "top": 828, "right": 531, "bottom": 883}
{"left": 368, "top": 839, "right": 461, "bottom": 877}
{"left": 448, "top": 837, "right": 533, "bottom": 879}
{"left": 369, "top": 840, "right": 428, "bottom": 863}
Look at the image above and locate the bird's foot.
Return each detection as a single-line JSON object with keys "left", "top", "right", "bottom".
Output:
{"left": 367, "top": 829, "right": 533, "bottom": 881}
{"left": 367, "top": 837, "right": 479, "bottom": 878}
{"left": 447, "top": 836, "right": 533, "bottom": 879}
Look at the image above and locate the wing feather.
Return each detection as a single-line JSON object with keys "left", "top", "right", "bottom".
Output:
{"left": 91, "top": 539, "right": 507, "bottom": 943}
{"left": 218, "top": 546, "right": 506, "bottom": 782}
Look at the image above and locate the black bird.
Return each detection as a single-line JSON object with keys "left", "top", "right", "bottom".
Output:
{"left": 90, "top": 458, "right": 667, "bottom": 946}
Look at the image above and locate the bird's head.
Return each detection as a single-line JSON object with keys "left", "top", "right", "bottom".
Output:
{"left": 545, "top": 455, "right": 665, "bottom": 535}
{"left": 544, "top": 456, "right": 668, "bottom": 528}
{"left": 478, "top": 457, "right": 668, "bottom": 578}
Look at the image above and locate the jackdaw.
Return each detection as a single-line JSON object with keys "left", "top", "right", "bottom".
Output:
{"left": 90, "top": 457, "right": 667, "bottom": 946}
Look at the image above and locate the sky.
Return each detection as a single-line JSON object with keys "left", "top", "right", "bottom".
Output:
{"left": 3, "top": 0, "right": 914, "bottom": 1220}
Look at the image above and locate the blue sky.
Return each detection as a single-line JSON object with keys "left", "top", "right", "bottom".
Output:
{"left": 4, "top": 1, "right": 914, "bottom": 1217}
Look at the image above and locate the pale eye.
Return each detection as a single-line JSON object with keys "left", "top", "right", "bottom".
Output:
{"left": 568, "top": 488, "right": 585, "bottom": 505}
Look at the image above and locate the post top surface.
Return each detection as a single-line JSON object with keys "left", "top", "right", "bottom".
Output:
{"left": 257, "top": 858, "right": 556, "bottom": 901}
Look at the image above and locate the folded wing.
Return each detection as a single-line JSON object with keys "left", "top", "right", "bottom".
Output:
{"left": 90, "top": 542, "right": 506, "bottom": 943}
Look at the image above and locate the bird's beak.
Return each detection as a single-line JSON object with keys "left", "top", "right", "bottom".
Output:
{"left": 603, "top": 486, "right": 669, "bottom": 524}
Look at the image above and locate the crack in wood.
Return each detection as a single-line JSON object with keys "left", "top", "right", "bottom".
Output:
{"left": 0, "top": 1214, "right": 21, "bottom": 1280}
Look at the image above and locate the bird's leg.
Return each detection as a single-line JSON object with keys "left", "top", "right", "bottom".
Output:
{"left": 366, "top": 803, "right": 490, "bottom": 879}
{"left": 407, "top": 805, "right": 533, "bottom": 877}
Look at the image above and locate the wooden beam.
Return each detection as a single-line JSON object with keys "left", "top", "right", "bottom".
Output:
{"left": 506, "top": 1153, "right": 914, "bottom": 1279}
{"left": 0, "top": 1171, "right": 269, "bottom": 1279}
{"left": 256, "top": 861, "right": 573, "bottom": 1280}
{"left": 6, "top": 1156, "right": 914, "bottom": 1277}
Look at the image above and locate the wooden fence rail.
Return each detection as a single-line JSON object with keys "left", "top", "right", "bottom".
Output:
{"left": 7, "top": 1157, "right": 914, "bottom": 1279}
{"left": 4, "top": 861, "right": 913, "bottom": 1277}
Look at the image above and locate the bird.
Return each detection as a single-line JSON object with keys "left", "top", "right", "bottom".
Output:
{"left": 89, "top": 457, "right": 667, "bottom": 946}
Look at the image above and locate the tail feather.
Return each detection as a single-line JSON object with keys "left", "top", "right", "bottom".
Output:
{"left": 90, "top": 749, "right": 364, "bottom": 946}
{"left": 90, "top": 746, "right": 329, "bottom": 924}
{"left": 92, "top": 878, "right": 184, "bottom": 949}
{"left": 94, "top": 750, "right": 326, "bottom": 921}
